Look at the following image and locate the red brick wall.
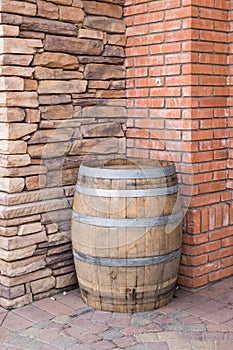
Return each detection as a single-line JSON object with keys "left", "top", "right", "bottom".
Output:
{"left": 125, "top": 0, "right": 232, "bottom": 288}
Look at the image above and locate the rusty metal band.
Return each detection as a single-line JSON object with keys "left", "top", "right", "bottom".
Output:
{"left": 73, "top": 248, "right": 182, "bottom": 267}
{"left": 72, "top": 210, "right": 182, "bottom": 228}
{"left": 76, "top": 184, "right": 179, "bottom": 197}
{"left": 79, "top": 164, "right": 175, "bottom": 179}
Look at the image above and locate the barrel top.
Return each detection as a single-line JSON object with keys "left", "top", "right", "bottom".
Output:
{"left": 79, "top": 158, "right": 175, "bottom": 179}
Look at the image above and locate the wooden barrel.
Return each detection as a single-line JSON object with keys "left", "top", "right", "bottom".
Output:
{"left": 71, "top": 158, "right": 182, "bottom": 312}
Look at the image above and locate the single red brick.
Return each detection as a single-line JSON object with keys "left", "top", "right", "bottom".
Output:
{"left": 181, "top": 254, "right": 208, "bottom": 267}
{"left": 126, "top": 128, "right": 149, "bottom": 138}
{"left": 177, "top": 274, "right": 208, "bottom": 288}
{"left": 200, "top": 8, "right": 228, "bottom": 20}
{"left": 209, "top": 267, "right": 232, "bottom": 282}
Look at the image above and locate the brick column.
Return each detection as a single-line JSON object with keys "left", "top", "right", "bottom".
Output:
{"left": 125, "top": 0, "right": 231, "bottom": 288}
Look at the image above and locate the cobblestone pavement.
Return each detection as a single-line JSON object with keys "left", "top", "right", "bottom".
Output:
{"left": 0, "top": 277, "right": 233, "bottom": 350}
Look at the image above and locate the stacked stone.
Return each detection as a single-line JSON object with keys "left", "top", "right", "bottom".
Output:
{"left": 0, "top": 0, "right": 126, "bottom": 309}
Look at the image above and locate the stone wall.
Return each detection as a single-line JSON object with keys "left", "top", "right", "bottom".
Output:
{"left": 0, "top": 0, "right": 126, "bottom": 309}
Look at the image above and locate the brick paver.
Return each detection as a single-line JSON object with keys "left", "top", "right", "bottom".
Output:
{"left": 0, "top": 277, "right": 232, "bottom": 350}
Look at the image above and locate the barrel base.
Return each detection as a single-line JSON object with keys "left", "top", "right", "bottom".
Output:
{"left": 78, "top": 282, "right": 176, "bottom": 313}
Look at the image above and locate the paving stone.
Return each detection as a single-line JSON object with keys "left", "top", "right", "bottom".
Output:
{"left": 89, "top": 339, "right": 116, "bottom": 350}
{"left": 167, "top": 340, "right": 193, "bottom": 349}
{"left": 52, "top": 336, "right": 78, "bottom": 349}
{"left": 120, "top": 326, "right": 143, "bottom": 336}
{"left": 146, "top": 342, "right": 169, "bottom": 350}
{"left": 33, "top": 299, "right": 74, "bottom": 316}
{"left": 7, "top": 335, "right": 32, "bottom": 347}
{"left": 99, "top": 329, "right": 123, "bottom": 340}
{"left": 216, "top": 341, "right": 233, "bottom": 350}
{"left": 190, "top": 340, "right": 216, "bottom": 349}
{"left": 13, "top": 305, "right": 54, "bottom": 323}
{"left": 67, "top": 345, "right": 91, "bottom": 350}
{"left": 202, "top": 331, "right": 225, "bottom": 341}
{"left": 113, "top": 335, "right": 137, "bottom": 348}
{"left": 120, "top": 344, "right": 148, "bottom": 350}
{"left": 24, "top": 339, "right": 47, "bottom": 349}
{"left": 2, "top": 312, "right": 34, "bottom": 331}
{"left": 142, "top": 322, "right": 163, "bottom": 332}
{"left": 131, "top": 315, "right": 152, "bottom": 327}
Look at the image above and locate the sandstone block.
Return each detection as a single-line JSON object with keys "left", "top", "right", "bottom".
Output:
{"left": 0, "top": 178, "right": 24, "bottom": 194}
{"left": 81, "top": 122, "right": 124, "bottom": 137}
{"left": 73, "top": 0, "right": 83, "bottom": 7}
{"left": 31, "top": 276, "right": 56, "bottom": 294}
{"left": 79, "top": 55, "right": 124, "bottom": 65}
{"left": 83, "top": 1, "right": 122, "bottom": 19}
{"left": 0, "top": 268, "right": 52, "bottom": 288}
{"left": 50, "top": 167, "right": 78, "bottom": 186}
{"left": 1, "top": 13, "right": 22, "bottom": 26}
{"left": 0, "top": 214, "right": 42, "bottom": 229}
{"left": 0, "top": 231, "right": 47, "bottom": 250}
{"left": 0, "top": 294, "right": 32, "bottom": 310}
{"left": 0, "top": 54, "right": 33, "bottom": 66}
{"left": 38, "top": 80, "right": 87, "bottom": 94}
{"left": 0, "top": 66, "right": 34, "bottom": 77}
{"left": 84, "top": 63, "right": 125, "bottom": 80}
{"left": 88, "top": 80, "right": 110, "bottom": 89}
{"left": 0, "top": 154, "right": 31, "bottom": 167}
{"left": 78, "top": 28, "right": 103, "bottom": 40}
{"left": 0, "top": 140, "right": 27, "bottom": 154}
{"left": 0, "top": 256, "right": 47, "bottom": 277}
{"left": 0, "top": 245, "right": 36, "bottom": 262}
{"left": 46, "top": 223, "right": 58, "bottom": 234}
{"left": 1, "top": 38, "right": 43, "bottom": 54}
{"left": 6, "top": 187, "right": 64, "bottom": 206}
{"left": 29, "top": 128, "right": 74, "bottom": 144}
{"left": 0, "top": 108, "right": 25, "bottom": 122}
{"left": 50, "top": 0, "right": 72, "bottom": 4}
{"left": 69, "top": 137, "right": 124, "bottom": 155}
{"left": 84, "top": 16, "right": 125, "bottom": 33}
{"left": 59, "top": 6, "right": 84, "bottom": 23}
{"left": 1, "top": 197, "right": 69, "bottom": 220}
{"left": 38, "top": 0, "right": 59, "bottom": 19}
{"left": 0, "top": 0, "right": 37, "bottom": 16}
{"left": 34, "top": 67, "right": 83, "bottom": 80}
{"left": 110, "top": 80, "right": 126, "bottom": 89}
{"left": 28, "top": 142, "right": 71, "bottom": 158}
{"left": 103, "top": 45, "right": 124, "bottom": 57}
{"left": 18, "top": 222, "right": 43, "bottom": 236}
{"left": 21, "top": 17, "right": 77, "bottom": 36}
{"left": 33, "top": 52, "right": 79, "bottom": 69}
{"left": 24, "top": 79, "right": 37, "bottom": 91}
{"left": 41, "top": 208, "right": 72, "bottom": 224}
{"left": 0, "top": 284, "right": 25, "bottom": 299}
{"left": 96, "top": 90, "right": 125, "bottom": 98}
{"left": 25, "top": 109, "right": 40, "bottom": 123}
{"left": 39, "top": 94, "right": 71, "bottom": 105}
{"left": 26, "top": 175, "right": 46, "bottom": 191}
{"left": 40, "top": 102, "right": 74, "bottom": 119}
{"left": 0, "top": 226, "right": 17, "bottom": 237}
{"left": 7, "top": 123, "right": 38, "bottom": 140}
{"left": 81, "top": 105, "right": 126, "bottom": 118}
{"left": 107, "top": 34, "right": 126, "bottom": 46}
{"left": 1, "top": 92, "right": 38, "bottom": 108}
{"left": 0, "top": 166, "right": 47, "bottom": 181}
{"left": 45, "top": 35, "right": 103, "bottom": 55}
{"left": 0, "top": 25, "right": 19, "bottom": 37}
{"left": 48, "top": 232, "right": 70, "bottom": 245}
{"left": 40, "top": 119, "right": 81, "bottom": 129}
{"left": 55, "top": 272, "right": 77, "bottom": 288}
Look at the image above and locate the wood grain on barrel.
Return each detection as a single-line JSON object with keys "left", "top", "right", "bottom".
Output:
{"left": 72, "top": 158, "right": 182, "bottom": 312}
